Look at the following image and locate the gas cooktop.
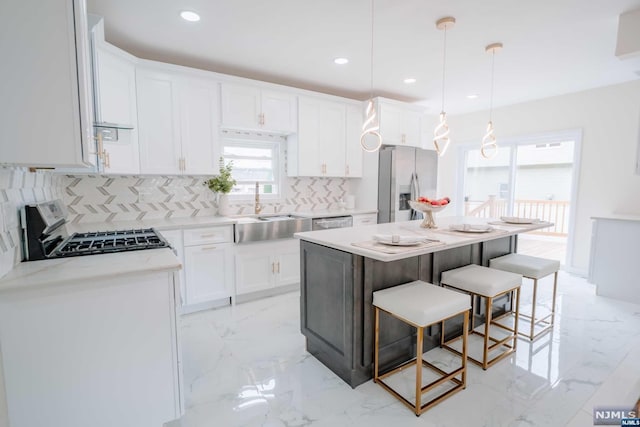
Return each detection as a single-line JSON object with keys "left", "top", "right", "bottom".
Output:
{"left": 52, "top": 228, "right": 169, "bottom": 258}
{"left": 21, "top": 201, "right": 171, "bottom": 261}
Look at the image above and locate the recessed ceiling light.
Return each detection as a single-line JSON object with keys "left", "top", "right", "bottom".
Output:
{"left": 466, "top": 94, "right": 479, "bottom": 99}
{"left": 334, "top": 57, "right": 349, "bottom": 65}
{"left": 180, "top": 10, "right": 201, "bottom": 22}
{"left": 403, "top": 78, "right": 417, "bottom": 84}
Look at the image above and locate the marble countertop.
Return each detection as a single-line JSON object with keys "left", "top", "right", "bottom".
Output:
{"left": 67, "top": 209, "right": 378, "bottom": 233}
{"left": 0, "top": 248, "right": 181, "bottom": 294}
{"left": 295, "top": 216, "right": 553, "bottom": 262}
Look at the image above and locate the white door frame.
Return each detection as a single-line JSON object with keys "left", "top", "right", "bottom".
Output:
{"left": 456, "top": 128, "right": 583, "bottom": 269}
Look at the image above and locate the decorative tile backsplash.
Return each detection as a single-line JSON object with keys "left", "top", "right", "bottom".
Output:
{"left": 0, "top": 168, "right": 350, "bottom": 278}
{"left": 63, "top": 175, "right": 350, "bottom": 223}
{"left": 0, "top": 168, "right": 66, "bottom": 277}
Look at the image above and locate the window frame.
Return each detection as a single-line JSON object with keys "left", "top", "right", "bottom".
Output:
{"left": 220, "top": 135, "right": 285, "bottom": 202}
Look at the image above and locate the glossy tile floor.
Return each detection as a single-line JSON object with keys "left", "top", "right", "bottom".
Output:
{"left": 169, "top": 272, "right": 640, "bottom": 427}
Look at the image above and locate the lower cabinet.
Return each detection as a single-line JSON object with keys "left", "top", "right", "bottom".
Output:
{"left": 235, "top": 239, "right": 300, "bottom": 295}
{"left": 161, "top": 226, "right": 234, "bottom": 313}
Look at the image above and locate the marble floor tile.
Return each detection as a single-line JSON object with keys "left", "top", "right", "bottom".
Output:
{"left": 169, "top": 272, "right": 640, "bottom": 427}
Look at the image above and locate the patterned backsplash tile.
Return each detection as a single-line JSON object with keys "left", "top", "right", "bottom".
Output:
{"left": 0, "top": 167, "right": 350, "bottom": 278}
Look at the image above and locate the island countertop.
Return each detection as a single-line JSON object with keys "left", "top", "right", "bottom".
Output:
{"left": 294, "top": 215, "right": 552, "bottom": 262}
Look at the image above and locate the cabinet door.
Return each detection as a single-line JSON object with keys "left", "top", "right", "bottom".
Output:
{"left": 235, "top": 245, "right": 274, "bottom": 295}
{"left": 0, "top": 0, "right": 94, "bottom": 168}
{"left": 136, "top": 69, "right": 182, "bottom": 174}
{"left": 183, "top": 243, "right": 233, "bottom": 305}
{"left": 403, "top": 110, "right": 422, "bottom": 148}
{"left": 322, "top": 101, "right": 347, "bottom": 177}
{"left": 351, "top": 213, "right": 377, "bottom": 226}
{"left": 345, "top": 105, "right": 363, "bottom": 177}
{"left": 94, "top": 44, "right": 140, "bottom": 174}
{"left": 261, "top": 90, "right": 297, "bottom": 133}
{"left": 220, "top": 84, "right": 260, "bottom": 129}
{"left": 274, "top": 239, "right": 301, "bottom": 287}
{"left": 296, "top": 97, "right": 323, "bottom": 176}
{"left": 378, "top": 103, "right": 403, "bottom": 145}
{"left": 178, "top": 79, "right": 219, "bottom": 175}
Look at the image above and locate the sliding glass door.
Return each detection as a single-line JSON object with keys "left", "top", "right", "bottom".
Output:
{"left": 458, "top": 132, "right": 579, "bottom": 264}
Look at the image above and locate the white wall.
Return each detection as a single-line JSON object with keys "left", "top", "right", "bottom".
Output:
{"left": 437, "top": 80, "right": 640, "bottom": 274}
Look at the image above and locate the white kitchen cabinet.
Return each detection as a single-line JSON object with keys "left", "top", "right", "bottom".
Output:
{"left": 137, "top": 66, "right": 219, "bottom": 175}
{"left": 221, "top": 83, "right": 297, "bottom": 133}
{"left": 235, "top": 239, "right": 300, "bottom": 295}
{"left": 351, "top": 213, "right": 378, "bottom": 226}
{"left": 0, "top": 0, "right": 94, "bottom": 168}
{"left": 182, "top": 226, "right": 234, "bottom": 311}
{"left": 377, "top": 98, "right": 423, "bottom": 148}
{"left": 92, "top": 35, "right": 140, "bottom": 174}
{"left": 289, "top": 97, "right": 346, "bottom": 177}
{"left": 345, "top": 105, "right": 364, "bottom": 177}
{"left": 0, "top": 270, "right": 183, "bottom": 427}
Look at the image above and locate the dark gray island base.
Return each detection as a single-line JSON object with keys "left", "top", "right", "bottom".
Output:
{"left": 299, "top": 236, "right": 517, "bottom": 388}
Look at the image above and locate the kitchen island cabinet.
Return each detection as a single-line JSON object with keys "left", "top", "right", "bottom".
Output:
{"left": 295, "top": 217, "right": 552, "bottom": 387}
{"left": 0, "top": 249, "right": 183, "bottom": 427}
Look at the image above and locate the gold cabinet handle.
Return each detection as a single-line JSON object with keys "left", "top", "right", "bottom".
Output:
{"left": 201, "top": 246, "right": 217, "bottom": 251}
{"left": 271, "top": 262, "right": 275, "bottom": 273}
{"left": 200, "top": 233, "right": 218, "bottom": 238}
{"left": 104, "top": 150, "right": 110, "bottom": 169}
{"left": 276, "top": 261, "right": 280, "bottom": 274}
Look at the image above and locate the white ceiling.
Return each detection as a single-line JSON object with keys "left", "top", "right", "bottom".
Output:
{"left": 87, "top": 0, "right": 640, "bottom": 114}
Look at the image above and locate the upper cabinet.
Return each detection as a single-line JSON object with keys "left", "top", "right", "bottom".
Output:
{"left": 288, "top": 96, "right": 362, "bottom": 178}
{"left": 92, "top": 30, "right": 140, "bottom": 174}
{"left": 220, "top": 83, "right": 297, "bottom": 134}
{"left": 376, "top": 98, "right": 424, "bottom": 148}
{"left": 136, "top": 65, "right": 219, "bottom": 175}
{"left": 0, "top": 0, "right": 95, "bottom": 168}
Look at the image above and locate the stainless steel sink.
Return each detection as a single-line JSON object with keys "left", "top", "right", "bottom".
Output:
{"left": 234, "top": 215, "right": 311, "bottom": 243}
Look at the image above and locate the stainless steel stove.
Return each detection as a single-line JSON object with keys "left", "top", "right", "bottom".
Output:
{"left": 21, "top": 200, "right": 169, "bottom": 261}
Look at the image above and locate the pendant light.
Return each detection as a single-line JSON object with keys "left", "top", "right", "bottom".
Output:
{"left": 433, "top": 16, "right": 455, "bottom": 157}
{"left": 360, "top": 0, "right": 382, "bottom": 153}
{"left": 481, "top": 42, "right": 502, "bottom": 159}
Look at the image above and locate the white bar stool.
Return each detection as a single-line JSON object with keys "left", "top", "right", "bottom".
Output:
{"left": 489, "top": 253, "right": 560, "bottom": 340}
{"left": 441, "top": 264, "right": 522, "bottom": 370}
{"left": 373, "top": 280, "right": 470, "bottom": 416}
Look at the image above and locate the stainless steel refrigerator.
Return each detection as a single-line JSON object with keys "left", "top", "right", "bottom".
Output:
{"left": 377, "top": 145, "right": 438, "bottom": 223}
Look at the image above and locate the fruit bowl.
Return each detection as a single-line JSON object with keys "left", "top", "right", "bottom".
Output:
{"left": 408, "top": 200, "right": 448, "bottom": 228}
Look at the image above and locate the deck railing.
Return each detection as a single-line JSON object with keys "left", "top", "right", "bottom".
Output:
{"left": 465, "top": 196, "right": 570, "bottom": 236}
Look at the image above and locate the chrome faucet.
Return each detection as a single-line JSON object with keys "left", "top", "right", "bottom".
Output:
{"left": 254, "top": 182, "right": 263, "bottom": 214}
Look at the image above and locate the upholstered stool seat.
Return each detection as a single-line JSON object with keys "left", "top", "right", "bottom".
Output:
{"left": 441, "top": 264, "right": 522, "bottom": 370}
{"left": 490, "top": 253, "right": 560, "bottom": 340}
{"left": 373, "top": 280, "right": 470, "bottom": 416}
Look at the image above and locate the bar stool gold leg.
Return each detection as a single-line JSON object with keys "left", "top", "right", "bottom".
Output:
{"left": 462, "top": 311, "right": 468, "bottom": 388}
{"left": 530, "top": 278, "right": 538, "bottom": 340}
{"left": 374, "top": 307, "right": 380, "bottom": 383}
{"left": 415, "top": 326, "right": 423, "bottom": 416}
{"left": 513, "top": 287, "right": 520, "bottom": 351}
{"left": 483, "top": 296, "right": 492, "bottom": 370}
{"left": 550, "top": 271, "right": 558, "bottom": 326}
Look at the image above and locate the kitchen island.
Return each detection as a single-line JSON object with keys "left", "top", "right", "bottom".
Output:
{"left": 295, "top": 216, "right": 552, "bottom": 387}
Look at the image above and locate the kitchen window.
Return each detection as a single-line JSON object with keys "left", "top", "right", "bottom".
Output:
{"left": 221, "top": 137, "right": 282, "bottom": 198}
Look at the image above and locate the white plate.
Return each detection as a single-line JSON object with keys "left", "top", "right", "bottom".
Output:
{"left": 500, "top": 216, "right": 539, "bottom": 224}
{"left": 373, "top": 234, "right": 424, "bottom": 246}
{"left": 449, "top": 224, "right": 494, "bottom": 233}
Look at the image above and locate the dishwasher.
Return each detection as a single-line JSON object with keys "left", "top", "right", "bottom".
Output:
{"left": 311, "top": 216, "right": 353, "bottom": 230}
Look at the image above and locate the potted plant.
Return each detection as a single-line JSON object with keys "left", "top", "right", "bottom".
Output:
{"left": 204, "top": 157, "right": 236, "bottom": 216}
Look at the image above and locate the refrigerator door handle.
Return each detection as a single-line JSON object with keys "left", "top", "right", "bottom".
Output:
{"left": 409, "top": 172, "right": 420, "bottom": 220}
